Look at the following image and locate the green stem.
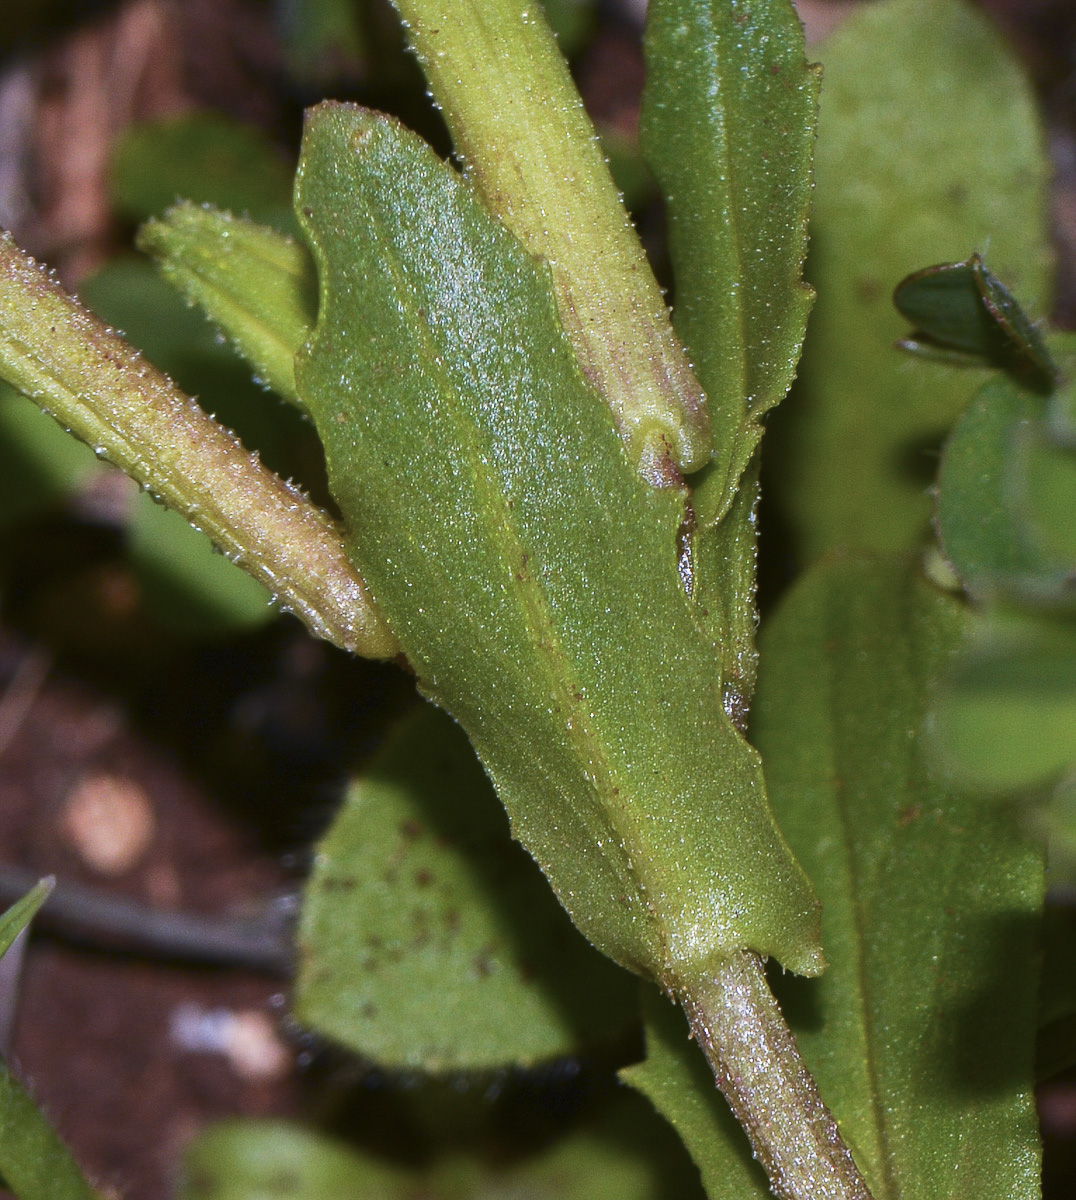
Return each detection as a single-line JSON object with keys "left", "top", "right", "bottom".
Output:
{"left": 680, "top": 950, "right": 875, "bottom": 1200}
{"left": 0, "top": 232, "right": 397, "bottom": 660}
{"left": 390, "top": 0, "right": 710, "bottom": 482}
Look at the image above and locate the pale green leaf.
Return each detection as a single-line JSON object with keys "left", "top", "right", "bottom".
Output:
{"left": 295, "top": 702, "right": 638, "bottom": 1071}
{"left": 928, "top": 612, "right": 1076, "bottom": 792}
{"left": 935, "top": 377, "right": 1071, "bottom": 604}
{"left": 138, "top": 205, "right": 316, "bottom": 409}
{"left": 753, "top": 557, "right": 1043, "bottom": 1200}
{"left": 294, "top": 102, "right": 823, "bottom": 987}
{"left": 767, "top": 0, "right": 1053, "bottom": 561}
{"left": 621, "top": 984, "right": 769, "bottom": 1200}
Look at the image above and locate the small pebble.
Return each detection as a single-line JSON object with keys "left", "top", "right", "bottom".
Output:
{"left": 61, "top": 773, "right": 155, "bottom": 875}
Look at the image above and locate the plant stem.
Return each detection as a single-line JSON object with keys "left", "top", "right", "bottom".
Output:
{"left": 680, "top": 950, "right": 875, "bottom": 1200}
{"left": 0, "top": 232, "right": 397, "bottom": 660}
{"left": 390, "top": 0, "right": 710, "bottom": 482}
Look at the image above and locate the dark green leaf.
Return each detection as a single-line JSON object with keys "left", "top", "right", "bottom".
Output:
{"left": 0, "top": 382, "right": 103, "bottom": 526}
{"left": 894, "top": 255, "right": 1056, "bottom": 391}
{"left": 295, "top": 703, "right": 638, "bottom": 1071}
{"left": 294, "top": 102, "right": 823, "bottom": 987}
{"left": 621, "top": 985, "right": 769, "bottom": 1200}
{"left": 767, "top": 0, "right": 1053, "bottom": 561}
{"left": 753, "top": 557, "right": 1043, "bottom": 1200}
{"left": 641, "top": 0, "right": 818, "bottom": 522}
{"left": 110, "top": 113, "right": 296, "bottom": 232}
{"left": 128, "top": 495, "right": 273, "bottom": 637}
{"left": 181, "top": 1102, "right": 705, "bottom": 1200}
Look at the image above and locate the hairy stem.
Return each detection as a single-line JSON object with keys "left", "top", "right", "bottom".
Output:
{"left": 390, "top": 0, "right": 709, "bottom": 482}
{"left": 0, "top": 232, "right": 397, "bottom": 660}
{"left": 681, "top": 950, "right": 875, "bottom": 1200}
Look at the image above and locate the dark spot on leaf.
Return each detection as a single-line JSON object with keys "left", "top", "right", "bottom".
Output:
{"left": 400, "top": 819, "right": 423, "bottom": 839}
{"left": 857, "top": 276, "right": 882, "bottom": 303}
{"left": 415, "top": 869, "right": 433, "bottom": 886}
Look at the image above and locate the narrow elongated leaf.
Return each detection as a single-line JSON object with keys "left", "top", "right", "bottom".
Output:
{"left": 295, "top": 103, "right": 823, "bottom": 988}
{"left": 0, "top": 880, "right": 51, "bottom": 960}
{"left": 296, "top": 703, "right": 638, "bottom": 1070}
{"left": 767, "top": 0, "right": 1052, "bottom": 561}
{"left": 621, "top": 985, "right": 769, "bottom": 1200}
{"left": 641, "top": 0, "right": 818, "bottom": 521}
{"left": 0, "top": 882, "right": 101, "bottom": 1200}
{"left": 752, "top": 558, "right": 1043, "bottom": 1200}
{"left": 0, "top": 1065, "right": 100, "bottom": 1200}
{"left": 138, "top": 205, "right": 317, "bottom": 409}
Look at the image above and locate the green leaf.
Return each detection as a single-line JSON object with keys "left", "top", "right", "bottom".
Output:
{"left": 767, "top": 0, "right": 1053, "bottom": 561}
{"left": 893, "top": 255, "right": 1056, "bottom": 390}
{"left": 0, "top": 1065, "right": 101, "bottom": 1200}
{"left": 295, "top": 103, "right": 823, "bottom": 987}
{"left": 753, "top": 557, "right": 1043, "bottom": 1200}
{"left": 928, "top": 611, "right": 1076, "bottom": 792}
{"left": 137, "top": 204, "right": 317, "bottom": 410}
{"left": 640, "top": 0, "right": 818, "bottom": 521}
{"left": 110, "top": 112, "right": 296, "bottom": 232}
{"left": 0, "top": 881, "right": 101, "bottom": 1200}
{"left": 295, "top": 702, "right": 638, "bottom": 1071}
{"left": 0, "top": 879, "right": 52, "bottom": 959}
{"left": 0, "top": 382, "right": 103, "bottom": 526}
{"left": 80, "top": 259, "right": 315, "bottom": 483}
{"left": 129, "top": 494, "right": 274, "bottom": 637}
{"left": 181, "top": 1101, "right": 705, "bottom": 1200}
{"left": 621, "top": 985, "right": 769, "bottom": 1200}
{"left": 935, "top": 375, "right": 1076, "bottom": 606}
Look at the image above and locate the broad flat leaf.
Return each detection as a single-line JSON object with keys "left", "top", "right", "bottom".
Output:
{"left": 0, "top": 879, "right": 51, "bottom": 959}
{"left": 928, "top": 611, "right": 1076, "bottom": 792}
{"left": 893, "top": 256, "right": 1056, "bottom": 390}
{"left": 641, "top": 0, "right": 818, "bottom": 522}
{"left": 767, "top": 0, "right": 1052, "bottom": 562}
{"left": 753, "top": 557, "right": 1043, "bottom": 1200}
{"left": 181, "top": 1101, "right": 705, "bottom": 1200}
{"left": 935, "top": 377, "right": 1069, "bottom": 603}
{"left": 621, "top": 984, "right": 769, "bottom": 1200}
{"left": 294, "top": 102, "right": 823, "bottom": 988}
{"left": 110, "top": 112, "right": 296, "bottom": 232}
{"left": 295, "top": 703, "right": 638, "bottom": 1071}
